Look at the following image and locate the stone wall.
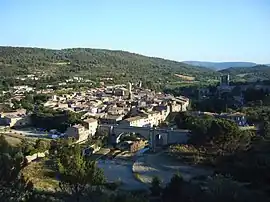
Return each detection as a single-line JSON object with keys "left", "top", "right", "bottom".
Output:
{"left": 25, "top": 150, "right": 49, "bottom": 164}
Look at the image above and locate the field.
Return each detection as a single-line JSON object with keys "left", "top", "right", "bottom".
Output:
{"left": 174, "top": 74, "right": 195, "bottom": 81}
{"left": 1, "top": 132, "right": 46, "bottom": 144}
{"left": 2, "top": 134, "right": 22, "bottom": 146}
{"left": 0, "top": 132, "right": 58, "bottom": 191}
{"left": 52, "top": 62, "right": 70, "bottom": 65}
{"left": 22, "top": 159, "right": 59, "bottom": 192}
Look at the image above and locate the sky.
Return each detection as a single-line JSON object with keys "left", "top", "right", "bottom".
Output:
{"left": 0, "top": 0, "right": 270, "bottom": 63}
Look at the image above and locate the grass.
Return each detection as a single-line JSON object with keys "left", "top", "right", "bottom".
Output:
{"left": 168, "top": 145, "right": 216, "bottom": 167}
{"left": 169, "top": 144, "right": 204, "bottom": 165}
{"left": 174, "top": 74, "right": 195, "bottom": 81}
{"left": 133, "top": 172, "right": 145, "bottom": 183}
{"left": 1, "top": 132, "right": 50, "bottom": 146}
{"left": 52, "top": 62, "right": 70, "bottom": 65}
{"left": 22, "top": 159, "right": 59, "bottom": 192}
{"left": 2, "top": 134, "right": 21, "bottom": 146}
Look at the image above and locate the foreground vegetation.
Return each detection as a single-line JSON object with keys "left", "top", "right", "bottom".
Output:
{"left": 171, "top": 110, "right": 270, "bottom": 199}
{"left": 1, "top": 130, "right": 269, "bottom": 201}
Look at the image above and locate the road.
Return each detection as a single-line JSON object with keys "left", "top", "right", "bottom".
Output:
{"left": 0, "top": 128, "right": 52, "bottom": 139}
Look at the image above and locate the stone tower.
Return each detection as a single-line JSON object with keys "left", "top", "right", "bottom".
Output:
{"left": 220, "top": 74, "right": 230, "bottom": 87}
{"left": 138, "top": 80, "right": 142, "bottom": 88}
{"left": 128, "top": 82, "right": 133, "bottom": 100}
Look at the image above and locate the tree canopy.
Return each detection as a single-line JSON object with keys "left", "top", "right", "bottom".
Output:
{"left": 0, "top": 46, "right": 218, "bottom": 91}
{"left": 56, "top": 144, "right": 105, "bottom": 201}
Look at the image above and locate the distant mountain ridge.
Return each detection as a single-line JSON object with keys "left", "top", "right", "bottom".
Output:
{"left": 219, "top": 65, "right": 270, "bottom": 82}
{"left": 182, "top": 61, "right": 268, "bottom": 70}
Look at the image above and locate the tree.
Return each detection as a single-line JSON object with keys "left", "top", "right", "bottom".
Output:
{"left": 162, "top": 173, "right": 185, "bottom": 202}
{"left": 207, "top": 119, "right": 254, "bottom": 154}
{"left": 0, "top": 46, "right": 218, "bottom": 93}
{"left": 57, "top": 144, "right": 105, "bottom": 201}
{"left": 20, "top": 94, "right": 34, "bottom": 112}
{"left": 20, "top": 139, "right": 35, "bottom": 156}
{"left": 109, "top": 193, "right": 148, "bottom": 202}
{"left": 0, "top": 174, "right": 34, "bottom": 202}
{"left": 150, "top": 176, "right": 162, "bottom": 197}
{"left": 33, "top": 94, "right": 49, "bottom": 104}
{"left": 261, "top": 120, "right": 270, "bottom": 137}
{"left": 0, "top": 135, "right": 10, "bottom": 153}
{"left": 0, "top": 135, "right": 26, "bottom": 184}
{"left": 182, "top": 115, "right": 253, "bottom": 154}
{"left": 215, "top": 134, "right": 270, "bottom": 199}
{"left": 243, "top": 88, "right": 267, "bottom": 103}
{"left": 0, "top": 135, "right": 34, "bottom": 201}
{"left": 231, "top": 86, "right": 243, "bottom": 100}
{"left": 35, "top": 139, "right": 49, "bottom": 152}
{"left": 204, "top": 175, "right": 268, "bottom": 202}
{"left": 11, "top": 99, "right": 21, "bottom": 109}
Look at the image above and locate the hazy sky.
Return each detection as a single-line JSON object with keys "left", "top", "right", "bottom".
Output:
{"left": 1, "top": 0, "right": 269, "bottom": 63}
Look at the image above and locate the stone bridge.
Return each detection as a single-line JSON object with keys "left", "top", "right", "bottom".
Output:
{"left": 98, "top": 124, "right": 190, "bottom": 151}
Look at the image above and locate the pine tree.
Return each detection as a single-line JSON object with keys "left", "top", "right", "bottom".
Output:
{"left": 57, "top": 144, "right": 105, "bottom": 201}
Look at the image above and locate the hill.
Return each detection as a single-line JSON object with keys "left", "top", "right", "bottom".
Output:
{"left": 219, "top": 65, "right": 270, "bottom": 81}
{"left": 182, "top": 61, "right": 258, "bottom": 70}
{"left": 0, "top": 47, "right": 217, "bottom": 85}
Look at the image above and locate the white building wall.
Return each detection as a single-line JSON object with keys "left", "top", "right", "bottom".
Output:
{"left": 89, "top": 121, "right": 98, "bottom": 136}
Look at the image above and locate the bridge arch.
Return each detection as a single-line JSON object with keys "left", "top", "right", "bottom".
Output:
{"left": 155, "top": 134, "right": 163, "bottom": 146}
{"left": 98, "top": 124, "right": 190, "bottom": 150}
{"left": 116, "top": 132, "right": 148, "bottom": 144}
{"left": 154, "top": 133, "right": 168, "bottom": 147}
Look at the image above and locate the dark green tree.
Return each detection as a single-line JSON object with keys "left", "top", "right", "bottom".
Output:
{"left": 20, "top": 139, "right": 35, "bottom": 156}
{"left": 162, "top": 173, "right": 185, "bottom": 202}
{"left": 204, "top": 175, "right": 268, "bottom": 202}
{"left": 35, "top": 139, "right": 49, "bottom": 152}
{"left": 150, "top": 176, "right": 162, "bottom": 197}
{"left": 11, "top": 99, "right": 21, "bottom": 109}
{"left": 0, "top": 135, "right": 34, "bottom": 201}
{"left": 261, "top": 120, "right": 270, "bottom": 137}
{"left": 57, "top": 144, "right": 105, "bottom": 201}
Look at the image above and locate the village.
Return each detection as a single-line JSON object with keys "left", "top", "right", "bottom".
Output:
{"left": 0, "top": 75, "right": 262, "bottom": 192}
{"left": 0, "top": 79, "right": 190, "bottom": 156}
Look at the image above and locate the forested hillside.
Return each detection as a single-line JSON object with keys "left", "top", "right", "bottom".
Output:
{"left": 219, "top": 65, "right": 270, "bottom": 81}
{"left": 0, "top": 46, "right": 217, "bottom": 84}
{"left": 182, "top": 61, "right": 258, "bottom": 70}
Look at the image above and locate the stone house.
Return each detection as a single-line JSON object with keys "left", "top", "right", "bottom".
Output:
{"left": 83, "top": 118, "right": 98, "bottom": 137}
{"left": 0, "top": 109, "right": 31, "bottom": 127}
{"left": 66, "top": 124, "right": 88, "bottom": 142}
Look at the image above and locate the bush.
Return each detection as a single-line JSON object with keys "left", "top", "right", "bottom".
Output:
{"left": 133, "top": 172, "right": 144, "bottom": 183}
{"left": 169, "top": 144, "right": 199, "bottom": 155}
{"left": 104, "top": 182, "right": 120, "bottom": 191}
{"left": 169, "top": 144, "right": 206, "bottom": 165}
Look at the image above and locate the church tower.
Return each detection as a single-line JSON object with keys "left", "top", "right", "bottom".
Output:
{"left": 128, "top": 82, "right": 133, "bottom": 100}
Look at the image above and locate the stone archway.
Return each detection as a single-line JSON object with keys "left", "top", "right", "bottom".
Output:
{"left": 155, "top": 134, "right": 164, "bottom": 147}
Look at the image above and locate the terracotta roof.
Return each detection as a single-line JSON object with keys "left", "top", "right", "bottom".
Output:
{"left": 124, "top": 116, "right": 145, "bottom": 122}
{"left": 72, "top": 124, "right": 84, "bottom": 129}
{"left": 84, "top": 118, "right": 97, "bottom": 123}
